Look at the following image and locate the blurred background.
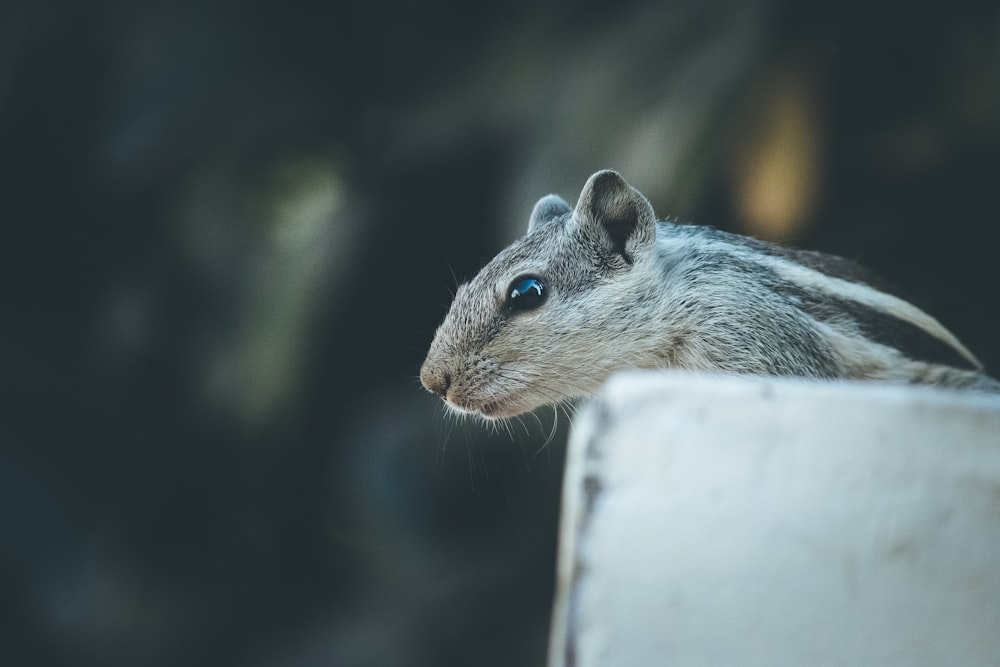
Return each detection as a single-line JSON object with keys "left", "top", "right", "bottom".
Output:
{"left": 2, "top": 0, "right": 999, "bottom": 665}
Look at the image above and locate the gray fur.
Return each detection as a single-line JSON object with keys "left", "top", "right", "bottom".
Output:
{"left": 528, "top": 194, "right": 572, "bottom": 232}
{"left": 421, "top": 170, "right": 1000, "bottom": 419}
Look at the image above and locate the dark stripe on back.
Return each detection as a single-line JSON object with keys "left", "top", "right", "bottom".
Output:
{"left": 777, "top": 283, "right": 979, "bottom": 372}
{"left": 839, "top": 299, "right": 977, "bottom": 371}
{"left": 769, "top": 246, "right": 912, "bottom": 303}
{"left": 660, "top": 223, "right": 978, "bottom": 372}
{"left": 694, "top": 224, "right": 914, "bottom": 302}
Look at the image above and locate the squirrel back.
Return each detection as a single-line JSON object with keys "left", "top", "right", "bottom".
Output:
{"left": 421, "top": 170, "right": 1000, "bottom": 418}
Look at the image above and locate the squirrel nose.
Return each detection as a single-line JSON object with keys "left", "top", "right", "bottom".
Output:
{"left": 420, "top": 364, "right": 451, "bottom": 398}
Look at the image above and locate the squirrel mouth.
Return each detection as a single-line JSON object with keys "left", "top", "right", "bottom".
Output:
{"left": 445, "top": 397, "right": 518, "bottom": 420}
{"left": 476, "top": 398, "right": 534, "bottom": 420}
{"left": 477, "top": 401, "right": 504, "bottom": 418}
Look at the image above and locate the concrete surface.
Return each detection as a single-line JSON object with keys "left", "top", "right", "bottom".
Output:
{"left": 548, "top": 372, "right": 1000, "bottom": 667}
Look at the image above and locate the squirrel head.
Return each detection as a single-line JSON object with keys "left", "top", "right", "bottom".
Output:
{"left": 420, "top": 170, "right": 658, "bottom": 419}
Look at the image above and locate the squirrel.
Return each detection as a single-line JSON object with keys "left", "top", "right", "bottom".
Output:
{"left": 421, "top": 170, "right": 1000, "bottom": 419}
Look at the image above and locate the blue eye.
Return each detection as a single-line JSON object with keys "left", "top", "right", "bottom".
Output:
{"left": 506, "top": 276, "right": 546, "bottom": 312}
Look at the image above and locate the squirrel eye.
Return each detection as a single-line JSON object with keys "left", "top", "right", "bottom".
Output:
{"left": 506, "top": 276, "right": 546, "bottom": 312}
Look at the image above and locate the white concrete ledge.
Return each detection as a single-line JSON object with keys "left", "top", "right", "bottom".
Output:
{"left": 548, "top": 372, "right": 1000, "bottom": 667}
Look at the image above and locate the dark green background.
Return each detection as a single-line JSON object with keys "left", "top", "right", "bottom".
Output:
{"left": 3, "top": 1, "right": 998, "bottom": 665}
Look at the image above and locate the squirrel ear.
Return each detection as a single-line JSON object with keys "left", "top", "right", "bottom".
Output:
{"left": 528, "top": 194, "right": 572, "bottom": 233}
{"left": 572, "top": 170, "right": 656, "bottom": 263}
